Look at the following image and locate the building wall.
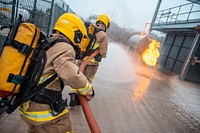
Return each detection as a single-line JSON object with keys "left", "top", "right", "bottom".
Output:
{"left": 158, "top": 32, "right": 200, "bottom": 83}
{"left": 0, "top": 35, "right": 5, "bottom": 56}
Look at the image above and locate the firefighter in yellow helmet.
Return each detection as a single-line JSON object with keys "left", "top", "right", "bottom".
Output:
{"left": 19, "top": 13, "right": 94, "bottom": 133}
{"left": 69, "top": 14, "right": 110, "bottom": 106}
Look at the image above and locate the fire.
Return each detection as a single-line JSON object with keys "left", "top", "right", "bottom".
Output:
{"left": 142, "top": 37, "right": 160, "bottom": 66}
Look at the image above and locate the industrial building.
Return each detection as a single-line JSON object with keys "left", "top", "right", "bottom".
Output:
{"left": 150, "top": 0, "right": 200, "bottom": 83}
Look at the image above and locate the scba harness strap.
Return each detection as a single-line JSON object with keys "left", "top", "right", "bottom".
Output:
{"left": 6, "top": 40, "right": 33, "bottom": 56}
{"left": 31, "top": 88, "right": 68, "bottom": 116}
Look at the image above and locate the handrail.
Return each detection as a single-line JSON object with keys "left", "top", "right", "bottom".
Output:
{"left": 154, "top": 2, "right": 200, "bottom": 26}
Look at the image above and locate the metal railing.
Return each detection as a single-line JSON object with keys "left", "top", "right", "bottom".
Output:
{"left": 154, "top": 2, "right": 200, "bottom": 25}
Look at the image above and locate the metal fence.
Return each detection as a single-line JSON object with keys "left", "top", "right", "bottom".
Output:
{"left": 0, "top": 0, "right": 73, "bottom": 54}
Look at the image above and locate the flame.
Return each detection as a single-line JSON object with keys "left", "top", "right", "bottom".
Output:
{"left": 142, "top": 37, "right": 160, "bottom": 66}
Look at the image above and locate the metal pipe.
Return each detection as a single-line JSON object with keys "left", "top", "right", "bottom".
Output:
{"left": 79, "top": 50, "right": 101, "bottom": 133}
{"left": 149, "top": 0, "right": 162, "bottom": 33}
{"left": 186, "top": 3, "right": 194, "bottom": 22}
{"left": 66, "top": 5, "right": 69, "bottom": 12}
{"left": 175, "top": 5, "right": 181, "bottom": 23}
{"left": 47, "top": 0, "right": 54, "bottom": 37}
{"left": 32, "top": 0, "right": 37, "bottom": 23}
{"left": 15, "top": 0, "right": 19, "bottom": 20}
{"left": 11, "top": 0, "right": 16, "bottom": 23}
{"left": 165, "top": 8, "right": 171, "bottom": 23}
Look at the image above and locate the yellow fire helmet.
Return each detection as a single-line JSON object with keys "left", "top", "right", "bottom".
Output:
{"left": 96, "top": 14, "right": 110, "bottom": 30}
{"left": 53, "top": 13, "right": 87, "bottom": 46}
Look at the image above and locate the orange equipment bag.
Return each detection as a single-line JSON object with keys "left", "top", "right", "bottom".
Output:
{"left": 0, "top": 15, "right": 57, "bottom": 114}
{"left": 0, "top": 20, "right": 41, "bottom": 98}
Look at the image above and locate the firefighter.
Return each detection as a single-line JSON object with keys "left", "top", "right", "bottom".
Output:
{"left": 69, "top": 14, "right": 110, "bottom": 106}
{"left": 19, "top": 13, "right": 94, "bottom": 133}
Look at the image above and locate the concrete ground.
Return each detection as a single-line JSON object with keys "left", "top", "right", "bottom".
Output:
{"left": 0, "top": 43, "right": 200, "bottom": 133}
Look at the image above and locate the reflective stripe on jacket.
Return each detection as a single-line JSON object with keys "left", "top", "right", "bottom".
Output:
{"left": 76, "top": 82, "right": 92, "bottom": 95}
{"left": 38, "top": 74, "right": 59, "bottom": 84}
{"left": 19, "top": 104, "right": 68, "bottom": 122}
{"left": 20, "top": 75, "right": 67, "bottom": 122}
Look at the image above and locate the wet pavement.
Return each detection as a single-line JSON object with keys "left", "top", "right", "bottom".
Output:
{"left": 0, "top": 43, "right": 200, "bottom": 133}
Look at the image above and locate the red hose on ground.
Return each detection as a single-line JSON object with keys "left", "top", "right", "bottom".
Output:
{"left": 78, "top": 50, "right": 101, "bottom": 133}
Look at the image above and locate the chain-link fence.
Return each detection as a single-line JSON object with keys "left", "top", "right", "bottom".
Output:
{"left": 0, "top": 0, "right": 73, "bottom": 54}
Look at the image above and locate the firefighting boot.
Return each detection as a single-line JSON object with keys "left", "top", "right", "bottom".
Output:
{"left": 69, "top": 93, "right": 80, "bottom": 107}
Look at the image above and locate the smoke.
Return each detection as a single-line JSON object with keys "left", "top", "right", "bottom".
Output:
{"left": 96, "top": 42, "right": 140, "bottom": 83}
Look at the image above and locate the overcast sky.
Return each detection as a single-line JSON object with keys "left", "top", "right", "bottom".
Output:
{"left": 66, "top": 0, "right": 188, "bottom": 31}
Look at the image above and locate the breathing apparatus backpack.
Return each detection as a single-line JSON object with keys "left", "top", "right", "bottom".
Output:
{"left": 80, "top": 22, "right": 103, "bottom": 61}
{"left": 0, "top": 15, "right": 63, "bottom": 114}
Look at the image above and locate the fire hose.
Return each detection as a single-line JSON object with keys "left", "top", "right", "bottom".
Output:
{"left": 78, "top": 50, "right": 101, "bottom": 133}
